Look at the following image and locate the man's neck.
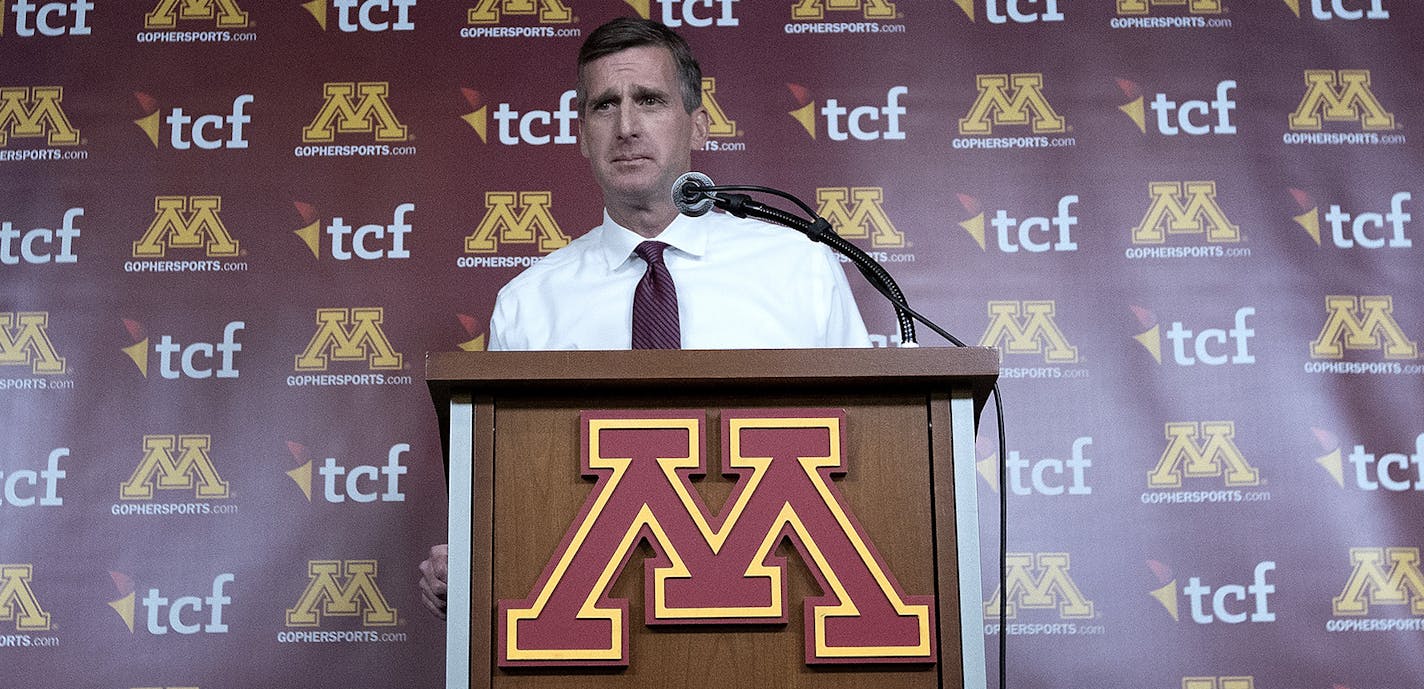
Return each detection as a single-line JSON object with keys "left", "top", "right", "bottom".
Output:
{"left": 606, "top": 201, "right": 679, "bottom": 239}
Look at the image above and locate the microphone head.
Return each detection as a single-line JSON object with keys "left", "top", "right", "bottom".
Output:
{"left": 673, "top": 171, "right": 714, "bottom": 217}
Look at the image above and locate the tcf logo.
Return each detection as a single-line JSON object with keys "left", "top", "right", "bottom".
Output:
{"left": 1116, "top": 79, "right": 1237, "bottom": 136}
{"left": 283, "top": 441, "right": 409, "bottom": 504}
{"left": 0, "top": 448, "right": 68, "bottom": 507}
{"left": 633, "top": 0, "right": 739, "bottom": 28}
{"left": 460, "top": 88, "right": 577, "bottom": 146}
{"left": 977, "top": 438, "right": 1093, "bottom": 496}
{"left": 293, "top": 201, "right": 414, "bottom": 260}
{"left": 1, "top": 207, "right": 81, "bottom": 265}
{"left": 787, "top": 84, "right": 907, "bottom": 141}
{"left": 132, "top": 92, "right": 252, "bottom": 150}
{"left": 120, "top": 319, "right": 244, "bottom": 380}
{"left": 3, "top": 1, "right": 93, "bottom": 36}
{"left": 302, "top": 0, "right": 416, "bottom": 32}
{"left": 1285, "top": 0, "right": 1388, "bottom": 20}
{"left": 1148, "top": 560, "right": 1276, "bottom": 624}
{"left": 956, "top": 194, "right": 1079, "bottom": 253}
{"left": 1131, "top": 306, "right": 1256, "bottom": 366}
{"left": 1290, "top": 189, "right": 1411, "bottom": 249}
{"left": 952, "top": 0, "right": 1063, "bottom": 23}
{"left": 107, "top": 571, "right": 233, "bottom": 635}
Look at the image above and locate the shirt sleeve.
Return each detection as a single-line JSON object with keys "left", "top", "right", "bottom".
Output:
{"left": 816, "top": 245, "right": 872, "bottom": 348}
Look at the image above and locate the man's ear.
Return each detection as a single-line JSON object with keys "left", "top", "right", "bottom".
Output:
{"left": 689, "top": 106, "right": 710, "bottom": 151}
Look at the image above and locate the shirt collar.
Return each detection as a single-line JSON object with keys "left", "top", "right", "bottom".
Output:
{"left": 596, "top": 209, "right": 710, "bottom": 272}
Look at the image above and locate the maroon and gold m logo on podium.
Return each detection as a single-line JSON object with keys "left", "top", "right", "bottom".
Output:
{"left": 498, "top": 409, "right": 935, "bottom": 667}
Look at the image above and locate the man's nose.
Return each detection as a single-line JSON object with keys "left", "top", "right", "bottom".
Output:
{"left": 615, "top": 104, "right": 641, "bottom": 138}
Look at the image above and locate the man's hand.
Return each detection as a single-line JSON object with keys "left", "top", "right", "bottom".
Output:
{"left": 418, "top": 544, "right": 449, "bottom": 619}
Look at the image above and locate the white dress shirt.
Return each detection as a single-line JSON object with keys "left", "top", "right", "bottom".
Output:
{"left": 488, "top": 209, "right": 871, "bottom": 350}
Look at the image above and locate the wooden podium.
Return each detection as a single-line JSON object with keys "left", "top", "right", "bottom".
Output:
{"left": 427, "top": 347, "right": 997, "bottom": 689}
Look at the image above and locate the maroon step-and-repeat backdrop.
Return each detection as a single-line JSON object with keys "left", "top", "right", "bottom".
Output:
{"left": 3, "top": 1, "right": 1421, "bottom": 688}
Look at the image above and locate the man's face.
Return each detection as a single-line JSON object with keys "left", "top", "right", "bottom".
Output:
{"left": 578, "top": 45, "right": 709, "bottom": 213}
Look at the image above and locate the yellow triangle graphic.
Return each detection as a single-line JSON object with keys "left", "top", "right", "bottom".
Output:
{"left": 1283, "top": 0, "right": 1301, "bottom": 18}
{"left": 107, "top": 592, "right": 136, "bottom": 633}
{"left": 1133, "top": 325, "right": 1162, "bottom": 364}
{"left": 286, "top": 461, "right": 314, "bottom": 502}
{"left": 295, "top": 221, "right": 321, "bottom": 259}
{"left": 622, "top": 0, "right": 650, "bottom": 19}
{"left": 1315, "top": 449, "right": 1344, "bottom": 488}
{"left": 1293, "top": 208, "right": 1321, "bottom": 246}
{"left": 789, "top": 102, "right": 816, "bottom": 139}
{"left": 302, "top": 0, "right": 328, "bottom": 30}
{"left": 953, "top": 0, "right": 975, "bottom": 20}
{"left": 134, "top": 111, "right": 161, "bottom": 148}
{"left": 122, "top": 339, "right": 150, "bottom": 378}
{"left": 958, "top": 212, "right": 986, "bottom": 251}
{"left": 1149, "top": 580, "right": 1179, "bottom": 622}
{"left": 976, "top": 454, "right": 999, "bottom": 493}
{"left": 458, "top": 334, "right": 487, "bottom": 352}
{"left": 461, "top": 106, "right": 488, "bottom": 143}
{"left": 1118, "top": 97, "right": 1146, "bottom": 134}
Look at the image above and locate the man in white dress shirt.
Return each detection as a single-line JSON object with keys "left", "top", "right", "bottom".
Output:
{"left": 419, "top": 16, "right": 870, "bottom": 617}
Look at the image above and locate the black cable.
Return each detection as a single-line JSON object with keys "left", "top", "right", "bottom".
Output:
{"left": 703, "top": 186, "right": 1009, "bottom": 689}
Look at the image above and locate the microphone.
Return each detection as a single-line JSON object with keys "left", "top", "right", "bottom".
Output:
{"left": 672, "top": 171, "right": 714, "bottom": 216}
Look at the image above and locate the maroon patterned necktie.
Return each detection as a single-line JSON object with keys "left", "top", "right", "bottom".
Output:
{"left": 630, "top": 241, "right": 681, "bottom": 349}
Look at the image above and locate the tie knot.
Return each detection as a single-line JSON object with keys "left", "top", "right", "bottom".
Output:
{"left": 633, "top": 240, "right": 670, "bottom": 265}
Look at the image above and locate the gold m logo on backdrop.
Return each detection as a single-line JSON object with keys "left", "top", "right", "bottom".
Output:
{"left": 1183, "top": 680, "right": 1254, "bottom": 689}
{"left": 302, "top": 83, "right": 408, "bottom": 143}
{"left": 1148, "top": 422, "right": 1259, "bottom": 489}
{"left": 1116, "top": 0, "right": 1222, "bottom": 14}
{"left": 467, "top": 0, "right": 573, "bottom": 23}
{"left": 984, "top": 553, "right": 1094, "bottom": 619}
{"left": 817, "top": 187, "right": 905, "bottom": 248}
{"left": 1289, "top": 70, "right": 1395, "bottom": 131}
{"left": 979, "top": 301, "right": 1078, "bottom": 364}
{"left": 1310, "top": 296, "right": 1417, "bottom": 360}
{"left": 286, "top": 560, "right": 398, "bottom": 626}
{"left": 145, "top": 0, "right": 249, "bottom": 28}
{"left": 121, "top": 434, "right": 230, "bottom": 500}
{"left": 958, "top": 74, "right": 1065, "bottom": 136}
{"left": 464, "top": 192, "right": 569, "bottom": 254}
{"left": 701, "top": 78, "right": 737, "bottom": 138}
{"left": 295, "top": 308, "right": 403, "bottom": 371}
{"left": 0, "top": 565, "right": 51, "bottom": 632}
{"left": 1131, "top": 181, "right": 1240, "bottom": 244}
{"left": 0, "top": 312, "right": 65, "bottom": 375}
{"left": 1334, "top": 547, "right": 1424, "bottom": 616}
{"left": 0, "top": 86, "right": 80, "bottom": 147}
{"left": 134, "top": 196, "right": 240, "bottom": 258}
{"left": 791, "top": 0, "right": 897, "bottom": 21}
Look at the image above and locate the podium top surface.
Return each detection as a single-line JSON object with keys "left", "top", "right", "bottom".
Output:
{"left": 426, "top": 346, "right": 998, "bottom": 403}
